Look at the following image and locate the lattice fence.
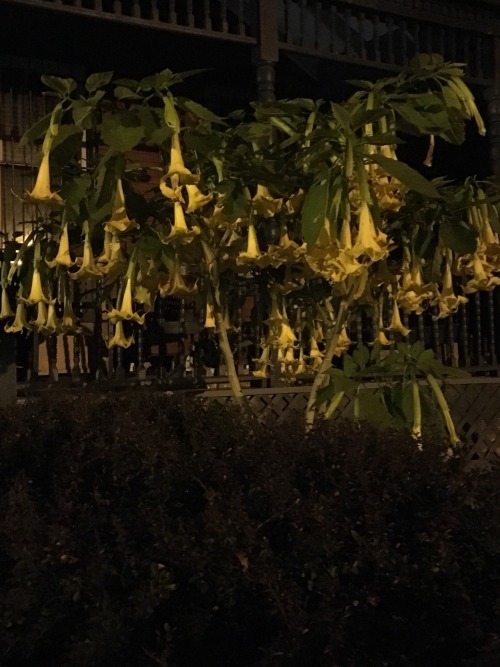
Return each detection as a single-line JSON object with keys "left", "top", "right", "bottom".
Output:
{"left": 204, "top": 380, "right": 500, "bottom": 464}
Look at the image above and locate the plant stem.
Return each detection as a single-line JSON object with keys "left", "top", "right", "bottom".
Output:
{"left": 412, "top": 380, "right": 422, "bottom": 441}
{"left": 426, "top": 374, "right": 460, "bottom": 446}
{"left": 201, "top": 238, "right": 253, "bottom": 421}
{"left": 325, "top": 390, "right": 345, "bottom": 420}
{"left": 305, "top": 298, "right": 350, "bottom": 429}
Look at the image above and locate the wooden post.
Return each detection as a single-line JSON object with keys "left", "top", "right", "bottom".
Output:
{"left": 256, "top": 0, "right": 279, "bottom": 102}
{"left": 487, "top": 37, "right": 500, "bottom": 178}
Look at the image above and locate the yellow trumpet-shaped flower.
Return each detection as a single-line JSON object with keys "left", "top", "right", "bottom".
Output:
{"left": 25, "top": 268, "right": 50, "bottom": 304}
{"left": 284, "top": 188, "right": 304, "bottom": 215}
{"left": 46, "top": 223, "right": 74, "bottom": 268}
{"left": 237, "top": 223, "right": 270, "bottom": 267}
{"left": 166, "top": 132, "right": 199, "bottom": 185}
{"left": 28, "top": 152, "right": 63, "bottom": 206}
{"left": 31, "top": 301, "right": 48, "bottom": 330}
{"left": 372, "top": 329, "right": 392, "bottom": 346}
{"left": 251, "top": 185, "right": 282, "bottom": 218}
{"left": 204, "top": 292, "right": 216, "bottom": 329}
{"left": 71, "top": 223, "right": 103, "bottom": 280}
{"left": 161, "top": 201, "right": 200, "bottom": 244}
{"left": 434, "top": 261, "right": 468, "bottom": 318}
{"left": 0, "top": 288, "right": 14, "bottom": 320}
{"left": 294, "top": 346, "right": 307, "bottom": 375}
{"left": 61, "top": 298, "right": 81, "bottom": 333}
{"left": 159, "top": 264, "right": 197, "bottom": 298}
{"left": 104, "top": 180, "right": 138, "bottom": 234}
{"left": 99, "top": 234, "right": 126, "bottom": 278}
{"left": 107, "top": 320, "right": 135, "bottom": 349}
{"left": 386, "top": 301, "right": 411, "bottom": 337}
{"left": 397, "top": 262, "right": 434, "bottom": 314}
{"left": 252, "top": 344, "right": 271, "bottom": 378}
{"left": 333, "top": 326, "right": 352, "bottom": 357}
{"left": 185, "top": 184, "right": 213, "bottom": 213}
{"left": 277, "top": 321, "right": 297, "bottom": 348}
{"left": 103, "top": 277, "right": 145, "bottom": 325}
{"left": 5, "top": 301, "right": 31, "bottom": 333}
{"left": 463, "top": 254, "right": 500, "bottom": 293}
{"left": 308, "top": 336, "right": 324, "bottom": 360}
{"left": 44, "top": 302, "right": 62, "bottom": 334}
{"left": 349, "top": 201, "right": 389, "bottom": 261}
{"left": 133, "top": 285, "right": 156, "bottom": 309}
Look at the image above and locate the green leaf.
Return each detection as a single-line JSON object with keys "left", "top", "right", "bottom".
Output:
{"left": 100, "top": 112, "right": 144, "bottom": 152}
{"left": 301, "top": 175, "right": 330, "bottom": 249}
{"left": 41, "top": 75, "right": 76, "bottom": 97}
{"left": 370, "top": 154, "right": 442, "bottom": 199}
{"left": 352, "top": 345, "right": 370, "bottom": 370}
{"left": 440, "top": 219, "right": 477, "bottom": 255}
{"left": 20, "top": 112, "right": 51, "bottom": 146}
{"left": 59, "top": 174, "right": 92, "bottom": 205}
{"left": 72, "top": 103, "right": 95, "bottom": 127}
{"left": 179, "top": 98, "right": 224, "bottom": 125}
{"left": 114, "top": 86, "right": 143, "bottom": 100}
{"left": 85, "top": 71, "right": 113, "bottom": 92}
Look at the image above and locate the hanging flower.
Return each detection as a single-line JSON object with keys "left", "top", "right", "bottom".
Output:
{"left": 0, "top": 288, "right": 14, "bottom": 320}
{"left": 397, "top": 261, "right": 434, "bottom": 314}
{"left": 185, "top": 184, "right": 212, "bottom": 212}
{"left": 160, "top": 201, "right": 200, "bottom": 244}
{"left": 28, "top": 153, "right": 63, "bottom": 206}
{"left": 204, "top": 290, "right": 216, "bottom": 329}
{"left": 251, "top": 185, "right": 282, "bottom": 218}
{"left": 103, "top": 276, "right": 145, "bottom": 325}
{"left": 25, "top": 268, "right": 50, "bottom": 304}
{"left": 333, "top": 326, "right": 352, "bottom": 356}
{"left": 433, "top": 260, "right": 468, "bottom": 318}
{"left": 43, "top": 302, "right": 62, "bottom": 335}
{"left": 252, "top": 344, "right": 271, "bottom": 378}
{"left": 107, "top": 320, "right": 135, "bottom": 349}
{"left": 46, "top": 223, "right": 74, "bottom": 268}
{"left": 71, "top": 222, "right": 103, "bottom": 280}
{"left": 5, "top": 301, "right": 31, "bottom": 333}
{"left": 348, "top": 201, "right": 389, "bottom": 261}
{"left": 463, "top": 254, "right": 500, "bottom": 293}
{"left": 236, "top": 223, "right": 269, "bottom": 267}
{"left": 30, "top": 301, "right": 48, "bottom": 330}
{"left": 159, "top": 262, "right": 197, "bottom": 298}
{"left": 166, "top": 132, "right": 199, "bottom": 185}
{"left": 104, "top": 179, "right": 138, "bottom": 234}
{"left": 386, "top": 300, "right": 411, "bottom": 337}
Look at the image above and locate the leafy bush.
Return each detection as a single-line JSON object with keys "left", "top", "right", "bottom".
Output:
{"left": 0, "top": 391, "right": 499, "bottom": 666}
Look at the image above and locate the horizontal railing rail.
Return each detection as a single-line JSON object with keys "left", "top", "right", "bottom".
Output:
{"left": 1, "top": 0, "right": 498, "bottom": 84}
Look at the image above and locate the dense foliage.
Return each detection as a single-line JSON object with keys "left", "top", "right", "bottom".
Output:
{"left": 0, "top": 392, "right": 499, "bottom": 666}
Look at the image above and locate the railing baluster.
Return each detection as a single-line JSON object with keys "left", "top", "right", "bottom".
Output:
{"left": 300, "top": 0, "right": 306, "bottom": 48}
{"left": 168, "top": 0, "right": 176, "bottom": 24}
{"left": 356, "top": 312, "right": 363, "bottom": 345}
{"left": 449, "top": 27, "right": 457, "bottom": 61}
{"left": 373, "top": 13, "right": 380, "bottom": 62}
{"left": 151, "top": 0, "right": 158, "bottom": 21}
{"left": 203, "top": 0, "right": 211, "bottom": 30}
{"left": 387, "top": 16, "right": 394, "bottom": 64}
{"left": 237, "top": 0, "right": 244, "bottom": 36}
{"left": 221, "top": 0, "right": 228, "bottom": 33}
{"left": 359, "top": 11, "right": 366, "bottom": 60}
{"left": 113, "top": 0, "right": 121, "bottom": 16}
{"left": 460, "top": 302, "right": 470, "bottom": 367}
{"left": 476, "top": 35, "right": 484, "bottom": 80}
{"left": 131, "top": 0, "right": 141, "bottom": 19}
{"left": 474, "top": 292, "right": 483, "bottom": 365}
{"left": 345, "top": 8, "right": 352, "bottom": 57}
{"left": 487, "top": 291, "right": 496, "bottom": 365}
{"left": 186, "top": 0, "right": 194, "bottom": 27}
{"left": 432, "top": 307, "right": 441, "bottom": 362}
{"left": 400, "top": 19, "right": 407, "bottom": 64}
{"left": 417, "top": 313, "right": 425, "bottom": 344}
{"left": 438, "top": 26, "right": 445, "bottom": 62}
{"left": 314, "top": 1, "right": 320, "bottom": 51}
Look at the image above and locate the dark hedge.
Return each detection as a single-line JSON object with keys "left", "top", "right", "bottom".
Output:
{"left": 0, "top": 391, "right": 499, "bottom": 667}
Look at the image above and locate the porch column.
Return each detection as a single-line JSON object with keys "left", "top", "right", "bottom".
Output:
{"left": 256, "top": 0, "right": 279, "bottom": 102}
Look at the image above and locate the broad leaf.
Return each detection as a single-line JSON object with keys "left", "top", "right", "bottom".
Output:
{"left": 301, "top": 176, "right": 330, "bottom": 249}
{"left": 85, "top": 71, "right": 113, "bottom": 92}
{"left": 41, "top": 75, "right": 76, "bottom": 97}
{"left": 440, "top": 219, "right": 477, "bottom": 255}
{"left": 370, "top": 154, "right": 442, "bottom": 199}
{"left": 100, "top": 113, "right": 144, "bottom": 152}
